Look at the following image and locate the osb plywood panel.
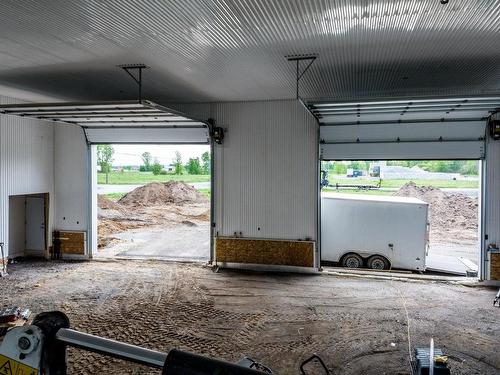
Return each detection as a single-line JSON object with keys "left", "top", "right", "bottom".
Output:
{"left": 216, "top": 237, "right": 314, "bottom": 267}
{"left": 59, "top": 231, "right": 85, "bottom": 255}
{"left": 491, "top": 253, "right": 500, "bottom": 280}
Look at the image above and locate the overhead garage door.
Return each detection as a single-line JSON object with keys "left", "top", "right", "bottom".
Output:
{"left": 309, "top": 97, "right": 500, "bottom": 160}
{"left": 0, "top": 100, "right": 209, "bottom": 144}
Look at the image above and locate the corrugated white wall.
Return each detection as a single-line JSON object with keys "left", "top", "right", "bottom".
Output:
{"left": 0, "top": 95, "right": 55, "bottom": 258}
{"left": 54, "top": 124, "right": 89, "bottom": 232}
{"left": 175, "top": 99, "right": 318, "bottom": 241}
{"left": 484, "top": 114, "right": 500, "bottom": 280}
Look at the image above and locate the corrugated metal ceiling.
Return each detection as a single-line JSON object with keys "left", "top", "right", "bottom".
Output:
{"left": 0, "top": 0, "right": 499, "bottom": 102}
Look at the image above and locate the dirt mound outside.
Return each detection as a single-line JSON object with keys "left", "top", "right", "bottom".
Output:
{"left": 393, "top": 182, "right": 478, "bottom": 234}
{"left": 118, "top": 181, "right": 208, "bottom": 206}
{"left": 98, "top": 219, "right": 146, "bottom": 237}
{"left": 98, "top": 194, "right": 123, "bottom": 210}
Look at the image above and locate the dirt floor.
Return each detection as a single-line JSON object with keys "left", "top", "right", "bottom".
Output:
{"left": 97, "top": 182, "right": 210, "bottom": 258}
{"left": 394, "top": 182, "right": 479, "bottom": 263}
{"left": 1, "top": 260, "right": 498, "bottom": 374}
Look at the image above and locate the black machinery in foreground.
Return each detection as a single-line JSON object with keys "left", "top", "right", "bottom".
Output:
{"left": 0, "top": 311, "right": 452, "bottom": 374}
{"left": 0, "top": 311, "right": 331, "bottom": 375}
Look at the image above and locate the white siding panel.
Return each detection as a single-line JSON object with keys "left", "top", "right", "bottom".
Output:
{"left": 54, "top": 124, "right": 88, "bottom": 232}
{"left": 484, "top": 114, "right": 500, "bottom": 280}
{"left": 211, "top": 100, "right": 318, "bottom": 240}
{"left": 173, "top": 100, "right": 318, "bottom": 241}
{"left": 0, "top": 96, "right": 55, "bottom": 258}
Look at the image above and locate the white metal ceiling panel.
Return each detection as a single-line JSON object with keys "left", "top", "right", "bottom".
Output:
{"left": 84, "top": 127, "right": 209, "bottom": 144}
{"left": 321, "top": 141, "right": 485, "bottom": 160}
{"left": 0, "top": 1, "right": 499, "bottom": 102}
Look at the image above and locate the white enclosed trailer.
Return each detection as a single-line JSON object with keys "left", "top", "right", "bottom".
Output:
{"left": 321, "top": 193, "right": 429, "bottom": 271}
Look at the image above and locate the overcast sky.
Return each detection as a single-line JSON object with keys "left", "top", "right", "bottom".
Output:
{"left": 111, "top": 145, "right": 210, "bottom": 166}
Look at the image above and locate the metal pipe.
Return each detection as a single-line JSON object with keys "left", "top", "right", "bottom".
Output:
{"left": 0, "top": 242, "right": 7, "bottom": 276}
{"left": 55, "top": 328, "right": 167, "bottom": 368}
{"left": 210, "top": 125, "right": 215, "bottom": 264}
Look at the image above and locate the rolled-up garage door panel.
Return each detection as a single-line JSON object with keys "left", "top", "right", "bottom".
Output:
{"left": 321, "top": 140, "right": 485, "bottom": 160}
{"left": 320, "top": 120, "right": 486, "bottom": 160}
{"left": 84, "top": 127, "right": 210, "bottom": 144}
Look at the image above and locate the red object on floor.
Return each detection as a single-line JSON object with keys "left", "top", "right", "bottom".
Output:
{"left": 0, "top": 307, "right": 20, "bottom": 323}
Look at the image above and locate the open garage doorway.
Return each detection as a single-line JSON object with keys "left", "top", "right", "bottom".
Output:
{"left": 93, "top": 144, "right": 211, "bottom": 262}
{"left": 8, "top": 193, "right": 49, "bottom": 259}
{"left": 320, "top": 160, "right": 481, "bottom": 276}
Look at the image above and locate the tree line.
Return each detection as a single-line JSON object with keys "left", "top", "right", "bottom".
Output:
{"left": 96, "top": 145, "right": 211, "bottom": 177}
{"left": 323, "top": 160, "right": 478, "bottom": 176}
{"left": 140, "top": 151, "right": 210, "bottom": 175}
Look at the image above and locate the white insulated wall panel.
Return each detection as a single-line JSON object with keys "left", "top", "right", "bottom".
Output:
{"left": 211, "top": 100, "right": 318, "bottom": 240}
{"left": 0, "top": 96, "right": 55, "bottom": 258}
{"left": 54, "top": 124, "right": 89, "bottom": 232}
{"left": 172, "top": 100, "right": 318, "bottom": 241}
{"left": 484, "top": 115, "right": 500, "bottom": 280}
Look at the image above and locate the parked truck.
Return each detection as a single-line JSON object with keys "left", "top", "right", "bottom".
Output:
{"left": 321, "top": 193, "right": 429, "bottom": 271}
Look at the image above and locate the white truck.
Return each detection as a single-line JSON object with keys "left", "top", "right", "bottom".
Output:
{"left": 321, "top": 193, "right": 429, "bottom": 271}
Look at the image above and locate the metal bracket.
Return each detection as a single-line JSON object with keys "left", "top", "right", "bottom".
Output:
{"left": 286, "top": 55, "right": 317, "bottom": 99}
{"left": 207, "top": 118, "right": 224, "bottom": 144}
{"left": 118, "top": 64, "right": 149, "bottom": 102}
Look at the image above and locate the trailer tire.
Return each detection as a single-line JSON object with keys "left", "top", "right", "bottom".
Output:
{"left": 367, "top": 255, "right": 390, "bottom": 270}
{"left": 341, "top": 253, "right": 363, "bottom": 269}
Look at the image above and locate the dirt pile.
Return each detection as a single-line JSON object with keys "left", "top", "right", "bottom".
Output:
{"left": 98, "top": 194, "right": 122, "bottom": 210}
{"left": 393, "top": 182, "right": 478, "bottom": 235}
{"left": 97, "top": 182, "right": 210, "bottom": 250}
{"left": 118, "top": 181, "right": 208, "bottom": 206}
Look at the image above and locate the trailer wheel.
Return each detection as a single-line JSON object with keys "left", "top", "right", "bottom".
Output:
{"left": 341, "top": 253, "right": 363, "bottom": 268}
{"left": 367, "top": 255, "right": 390, "bottom": 270}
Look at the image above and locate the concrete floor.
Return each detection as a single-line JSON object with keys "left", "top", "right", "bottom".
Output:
{"left": 96, "top": 223, "right": 210, "bottom": 261}
{"left": 1, "top": 260, "right": 498, "bottom": 375}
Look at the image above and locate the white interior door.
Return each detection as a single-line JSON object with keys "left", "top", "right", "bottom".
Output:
{"left": 25, "top": 196, "right": 45, "bottom": 252}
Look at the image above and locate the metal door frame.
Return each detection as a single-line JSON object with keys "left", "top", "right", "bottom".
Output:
{"left": 86, "top": 137, "right": 214, "bottom": 263}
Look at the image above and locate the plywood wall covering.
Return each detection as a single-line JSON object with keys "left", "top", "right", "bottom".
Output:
{"left": 58, "top": 231, "right": 86, "bottom": 255}
{"left": 490, "top": 253, "right": 500, "bottom": 280}
{"left": 216, "top": 237, "right": 314, "bottom": 267}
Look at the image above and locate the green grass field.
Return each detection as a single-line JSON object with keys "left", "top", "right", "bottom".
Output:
{"left": 98, "top": 172, "right": 210, "bottom": 185}
{"left": 327, "top": 177, "right": 478, "bottom": 189}
{"left": 197, "top": 188, "right": 211, "bottom": 198}
{"left": 103, "top": 192, "right": 126, "bottom": 200}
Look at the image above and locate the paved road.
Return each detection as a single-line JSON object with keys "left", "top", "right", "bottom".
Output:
{"left": 97, "top": 182, "right": 210, "bottom": 194}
